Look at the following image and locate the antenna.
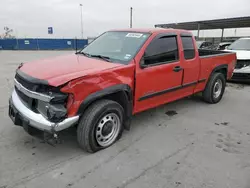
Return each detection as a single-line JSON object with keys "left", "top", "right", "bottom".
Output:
{"left": 75, "top": 37, "right": 78, "bottom": 53}
{"left": 130, "top": 7, "right": 133, "bottom": 28}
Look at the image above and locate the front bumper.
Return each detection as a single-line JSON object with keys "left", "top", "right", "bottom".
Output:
{"left": 9, "top": 90, "right": 79, "bottom": 133}
{"left": 231, "top": 72, "right": 250, "bottom": 82}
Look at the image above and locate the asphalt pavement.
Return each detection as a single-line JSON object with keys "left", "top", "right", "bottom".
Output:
{"left": 0, "top": 50, "right": 250, "bottom": 188}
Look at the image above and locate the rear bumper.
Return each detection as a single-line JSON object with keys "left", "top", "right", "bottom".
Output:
{"left": 9, "top": 90, "right": 79, "bottom": 133}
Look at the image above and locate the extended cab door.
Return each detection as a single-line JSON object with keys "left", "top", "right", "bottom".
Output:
{"left": 134, "top": 33, "right": 184, "bottom": 113}
{"left": 180, "top": 34, "right": 201, "bottom": 94}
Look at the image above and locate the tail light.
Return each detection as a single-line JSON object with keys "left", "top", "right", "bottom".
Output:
{"left": 232, "top": 60, "right": 237, "bottom": 69}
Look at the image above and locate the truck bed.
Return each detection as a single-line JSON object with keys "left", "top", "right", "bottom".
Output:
{"left": 197, "top": 49, "right": 236, "bottom": 83}
{"left": 198, "top": 49, "right": 232, "bottom": 58}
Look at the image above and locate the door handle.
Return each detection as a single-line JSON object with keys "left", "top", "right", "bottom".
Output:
{"left": 173, "top": 66, "right": 183, "bottom": 72}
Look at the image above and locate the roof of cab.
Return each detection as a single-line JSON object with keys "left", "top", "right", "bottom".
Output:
{"left": 109, "top": 28, "right": 193, "bottom": 35}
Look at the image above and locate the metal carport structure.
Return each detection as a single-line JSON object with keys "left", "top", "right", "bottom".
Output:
{"left": 155, "top": 16, "right": 250, "bottom": 41}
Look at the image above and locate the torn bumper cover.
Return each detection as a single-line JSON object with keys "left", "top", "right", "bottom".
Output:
{"left": 231, "top": 65, "right": 250, "bottom": 82}
{"left": 9, "top": 90, "right": 79, "bottom": 133}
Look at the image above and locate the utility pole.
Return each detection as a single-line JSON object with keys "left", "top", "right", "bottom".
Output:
{"left": 80, "top": 4, "right": 84, "bottom": 39}
{"left": 130, "top": 7, "right": 133, "bottom": 28}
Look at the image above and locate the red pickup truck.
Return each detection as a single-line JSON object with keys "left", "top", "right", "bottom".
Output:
{"left": 9, "top": 29, "right": 236, "bottom": 152}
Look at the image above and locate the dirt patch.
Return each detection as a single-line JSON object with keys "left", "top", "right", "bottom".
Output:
{"left": 222, "top": 148, "right": 240, "bottom": 154}
{"left": 175, "top": 182, "right": 181, "bottom": 185}
{"left": 216, "top": 144, "right": 223, "bottom": 148}
{"left": 165, "top": 110, "right": 178, "bottom": 117}
{"left": 67, "top": 183, "right": 73, "bottom": 187}
{"left": 215, "top": 133, "right": 241, "bottom": 154}
{"left": 227, "top": 83, "right": 244, "bottom": 89}
{"left": 217, "top": 139, "right": 223, "bottom": 143}
{"left": 221, "top": 122, "right": 229, "bottom": 126}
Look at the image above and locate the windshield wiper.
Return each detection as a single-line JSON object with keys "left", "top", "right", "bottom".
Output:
{"left": 75, "top": 51, "right": 91, "bottom": 57}
{"left": 89, "top": 54, "right": 112, "bottom": 62}
{"left": 76, "top": 52, "right": 112, "bottom": 62}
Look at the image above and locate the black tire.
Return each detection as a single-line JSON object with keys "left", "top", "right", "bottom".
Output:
{"left": 202, "top": 72, "right": 226, "bottom": 104}
{"left": 77, "top": 99, "right": 124, "bottom": 153}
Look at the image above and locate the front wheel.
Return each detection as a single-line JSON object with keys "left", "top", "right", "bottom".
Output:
{"left": 77, "top": 100, "right": 124, "bottom": 153}
{"left": 202, "top": 73, "right": 226, "bottom": 104}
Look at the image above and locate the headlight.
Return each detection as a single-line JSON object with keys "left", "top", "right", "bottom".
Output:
{"left": 46, "top": 104, "right": 67, "bottom": 123}
{"left": 36, "top": 91, "right": 68, "bottom": 123}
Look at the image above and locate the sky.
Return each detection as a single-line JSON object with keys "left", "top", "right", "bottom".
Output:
{"left": 0, "top": 0, "right": 250, "bottom": 38}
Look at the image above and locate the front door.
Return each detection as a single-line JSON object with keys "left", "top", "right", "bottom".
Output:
{"left": 134, "top": 34, "right": 184, "bottom": 113}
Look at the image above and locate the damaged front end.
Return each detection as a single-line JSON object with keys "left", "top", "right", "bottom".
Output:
{"left": 35, "top": 87, "right": 68, "bottom": 123}
{"left": 9, "top": 70, "right": 79, "bottom": 144}
{"left": 232, "top": 60, "right": 250, "bottom": 82}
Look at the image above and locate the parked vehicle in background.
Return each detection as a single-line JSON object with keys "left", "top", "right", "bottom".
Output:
{"left": 217, "top": 42, "right": 233, "bottom": 50}
{"left": 9, "top": 28, "right": 236, "bottom": 153}
{"left": 196, "top": 41, "right": 213, "bottom": 49}
{"left": 225, "top": 38, "right": 250, "bottom": 82}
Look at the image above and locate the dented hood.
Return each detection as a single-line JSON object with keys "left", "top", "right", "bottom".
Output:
{"left": 19, "top": 53, "right": 123, "bottom": 86}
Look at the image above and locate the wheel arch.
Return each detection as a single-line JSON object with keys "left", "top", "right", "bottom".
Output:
{"left": 211, "top": 64, "right": 228, "bottom": 79}
{"left": 77, "top": 84, "right": 133, "bottom": 130}
{"left": 200, "top": 64, "right": 228, "bottom": 93}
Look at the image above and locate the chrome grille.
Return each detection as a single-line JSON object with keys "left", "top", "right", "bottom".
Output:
{"left": 15, "top": 86, "right": 30, "bottom": 106}
{"left": 15, "top": 73, "right": 36, "bottom": 91}
{"left": 235, "top": 60, "right": 250, "bottom": 69}
{"left": 14, "top": 73, "right": 39, "bottom": 112}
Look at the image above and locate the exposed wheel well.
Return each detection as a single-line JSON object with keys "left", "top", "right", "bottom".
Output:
{"left": 78, "top": 90, "right": 133, "bottom": 130}
{"left": 214, "top": 68, "right": 227, "bottom": 79}
{"left": 102, "top": 91, "right": 132, "bottom": 118}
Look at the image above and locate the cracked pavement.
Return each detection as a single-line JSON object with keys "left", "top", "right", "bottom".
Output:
{"left": 0, "top": 51, "right": 250, "bottom": 188}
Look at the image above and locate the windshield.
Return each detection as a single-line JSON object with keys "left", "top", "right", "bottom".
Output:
{"left": 227, "top": 39, "right": 250, "bottom": 51}
{"left": 81, "top": 31, "right": 150, "bottom": 64}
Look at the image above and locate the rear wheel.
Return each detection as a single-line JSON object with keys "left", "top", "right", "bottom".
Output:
{"left": 77, "top": 100, "right": 124, "bottom": 153}
{"left": 202, "top": 73, "right": 226, "bottom": 104}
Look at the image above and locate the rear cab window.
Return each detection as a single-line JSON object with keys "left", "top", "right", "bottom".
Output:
{"left": 181, "top": 35, "right": 196, "bottom": 60}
